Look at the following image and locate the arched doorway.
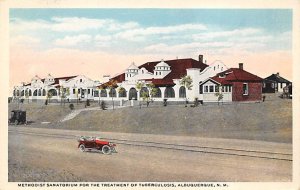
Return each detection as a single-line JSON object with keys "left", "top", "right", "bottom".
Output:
{"left": 33, "top": 90, "right": 37, "bottom": 96}
{"left": 109, "top": 88, "right": 116, "bottom": 97}
{"left": 38, "top": 89, "right": 41, "bottom": 96}
{"left": 42, "top": 89, "right": 46, "bottom": 96}
{"left": 129, "top": 88, "right": 137, "bottom": 100}
{"left": 140, "top": 87, "right": 149, "bottom": 98}
{"left": 118, "top": 87, "right": 127, "bottom": 97}
{"left": 48, "top": 89, "right": 57, "bottom": 96}
{"left": 164, "top": 87, "right": 175, "bottom": 98}
{"left": 21, "top": 90, "right": 25, "bottom": 96}
{"left": 152, "top": 87, "right": 162, "bottom": 98}
{"left": 179, "top": 86, "right": 186, "bottom": 98}
{"left": 100, "top": 89, "right": 107, "bottom": 97}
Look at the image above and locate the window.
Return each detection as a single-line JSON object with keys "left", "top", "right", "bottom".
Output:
{"left": 271, "top": 83, "right": 274, "bottom": 88}
{"left": 152, "top": 88, "right": 161, "bottom": 98}
{"left": 164, "top": 87, "right": 175, "bottom": 98}
{"left": 73, "top": 89, "right": 75, "bottom": 94}
{"left": 94, "top": 90, "right": 99, "bottom": 97}
{"left": 228, "top": 86, "right": 231, "bottom": 92}
{"left": 179, "top": 86, "right": 186, "bottom": 98}
{"left": 204, "top": 86, "right": 208, "bottom": 93}
{"left": 215, "top": 85, "right": 219, "bottom": 92}
{"left": 280, "top": 83, "right": 283, "bottom": 88}
{"left": 142, "top": 70, "right": 144, "bottom": 74}
{"left": 263, "top": 82, "right": 266, "bottom": 88}
{"left": 88, "top": 89, "right": 90, "bottom": 94}
{"left": 243, "top": 83, "right": 248, "bottom": 95}
{"left": 80, "top": 79, "right": 82, "bottom": 82}
{"left": 214, "top": 66, "right": 215, "bottom": 71}
{"left": 209, "top": 85, "right": 214, "bottom": 93}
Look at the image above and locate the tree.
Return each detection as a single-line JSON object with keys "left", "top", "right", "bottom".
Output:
{"left": 60, "top": 86, "right": 70, "bottom": 106}
{"left": 214, "top": 85, "right": 224, "bottom": 105}
{"left": 46, "top": 90, "right": 53, "bottom": 104}
{"left": 25, "top": 90, "right": 29, "bottom": 103}
{"left": 107, "top": 80, "right": 118, "bottom": 110}
{"left": 135, "top": 81, "right": 145, "bottom": 109}
{"left": 97, "top": 86, "right": 103, "bottom": 108}
{"left": 145, "top": 82, "right": 157, "bottom": 107}
{"left": 179, "top": 75, "right": 193, "bottom": 107}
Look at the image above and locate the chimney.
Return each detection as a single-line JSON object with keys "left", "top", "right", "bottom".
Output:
{"left": 239, "top": 63, "right": 243, "bottom": 70}
{"left": 276, "top": 72, "right": 280, "bottom": 76}
{"left": 199, "top": 54, "right": 203, "bottom": 63}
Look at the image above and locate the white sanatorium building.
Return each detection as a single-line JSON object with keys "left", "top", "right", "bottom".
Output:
{"left": 12, "top": 54, "right": 263, "bottom": 104}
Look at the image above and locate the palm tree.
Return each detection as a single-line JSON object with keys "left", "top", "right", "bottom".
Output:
{"left": 47, "top": 91, "right": 53, "bottom": 104}
{"left": 25, "top": 90, "right": 29, "bottom": 103}
{"left": 179, "top": 75, "right": 193, "bottom": 107}
{"left": 214, "top": 85, "right": 224, "bottom": 105}
{"left": 107, "top": 80, "right": 117, "bottom": 110}
{"left": 135, "top": 81, "right": 145, "bottom": 109}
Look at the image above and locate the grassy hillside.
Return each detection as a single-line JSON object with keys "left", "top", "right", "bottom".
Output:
{"left": 9, "top": 94, "right": 292, "bottom": 143}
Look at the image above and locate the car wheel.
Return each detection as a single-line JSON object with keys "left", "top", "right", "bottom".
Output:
{"left": 79, "top": 144, "right": 85, "bottom": 152}
{"left": 102, "top": 145, "right": 111, "bottom": 155}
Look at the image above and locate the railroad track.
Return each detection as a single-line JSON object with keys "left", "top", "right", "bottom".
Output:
{"left": 8, "top": 129, "right": 292, "bottom": 162}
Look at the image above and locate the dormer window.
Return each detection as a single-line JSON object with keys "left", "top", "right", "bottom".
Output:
{"left": 80, "top": 79, "right": 82, "bottom": 82}
{"left": 219, "top": 74, "right": 225, "bottom": 78}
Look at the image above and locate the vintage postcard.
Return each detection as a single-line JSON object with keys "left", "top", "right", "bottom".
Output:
{"left": 0, "top": 0, "right": 299, "bottom": 189}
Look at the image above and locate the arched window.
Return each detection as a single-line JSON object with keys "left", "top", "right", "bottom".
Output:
{"left": 129, "top": 88, "right": 137, "bottom": 100}
{"left": 118, "top": 88, "right": 127, "bottom": 97}
{"left": 38, "top": 89, "right": 41, "bottom": 96}
{"left": 42, "top": 89, "right": 46, "bottom": 96}
{"left": 21, "top": 90, "right": 25, "bottom": 96}
{"left": 29, "top": 89, "right": 32, "bottom": 96}
{"left": 179, "top": 86, "right": 186, "bottom": 98}
{"left": 140, "top": 87, "right": 149, "bottom": 98}
{"left": 13, "top": 90, "right": 16, "bottom": 96}
{"left": 109, "top": 88, "right": 116, "bottom": 97}
{"left": 164, "top": 87, "right": 175, "bottom": 98}
{"left": 48, "top": 89, "right": 57, "bottom": 96}
{"left": 16, "top": 90, "right": 20, "bottom": 96}
{"left": 94, "top": 90, "right": 99, "bottom": 97}
{"left": 100, "top": 89, "right": 107, "bottom": 97}
{"left": 33, "top": 90, "right": 37, "bottom": 96}
{"left": 152, "top": 87, "right": 161, "bottom": 98}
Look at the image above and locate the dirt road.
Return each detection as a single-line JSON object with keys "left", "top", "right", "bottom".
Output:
{"left": 8, "top": 127, "right": 292, "bottom": 182}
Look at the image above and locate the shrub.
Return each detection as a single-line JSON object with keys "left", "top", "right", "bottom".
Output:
{"left": 86, "top": 99, "right": 90, "bottom": 107}
{"left": 100, "top": 101, "right": 107, "bottom": 110}
{"left": 163, "top": 99, "right": 167, "bottom": 106}
{"left": 69, "top": 103, "right": 75, "bottom": 110}
{"left": 194, "top": 98, "right": 199, "bottom": 107}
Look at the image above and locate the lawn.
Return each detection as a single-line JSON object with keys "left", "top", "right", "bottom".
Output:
{"left": 8, "top": 93, "right": 292, "bottom": 143}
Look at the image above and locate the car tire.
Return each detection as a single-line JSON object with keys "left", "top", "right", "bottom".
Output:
{"left": 102, "top": 145, "right": 111, "bottom": 155}
{"left": 79, "top": 144, "right": 85, "bottom": 152}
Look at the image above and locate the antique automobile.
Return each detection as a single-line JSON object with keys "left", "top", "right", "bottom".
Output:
{"left": 77, "top": 136, "right": 117, "bottom": 155}
{"left": 9, "top": 110, "right": 26, "bottom": 125}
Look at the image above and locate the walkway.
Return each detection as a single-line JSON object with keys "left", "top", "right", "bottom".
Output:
{"left": 60, "top": 105, "right": 129, "bottom": 122}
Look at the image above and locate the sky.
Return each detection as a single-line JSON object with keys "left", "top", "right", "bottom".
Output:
{"left": 9, "top": 9, "right": 292, "bottom": 90}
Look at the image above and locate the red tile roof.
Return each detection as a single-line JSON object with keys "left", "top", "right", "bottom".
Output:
{"left": 211, "top": 68, "right": 262, "bottom": 85}
{"left": 100, "top": 58, "right": 208, "bottom": 87}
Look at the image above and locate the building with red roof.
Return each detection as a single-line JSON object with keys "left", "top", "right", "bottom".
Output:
{"left": 98, "top": 54, "right": 230, "bottom": 103}
{"left": 200, "top": 63, "right": 263, "bottom": 102}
